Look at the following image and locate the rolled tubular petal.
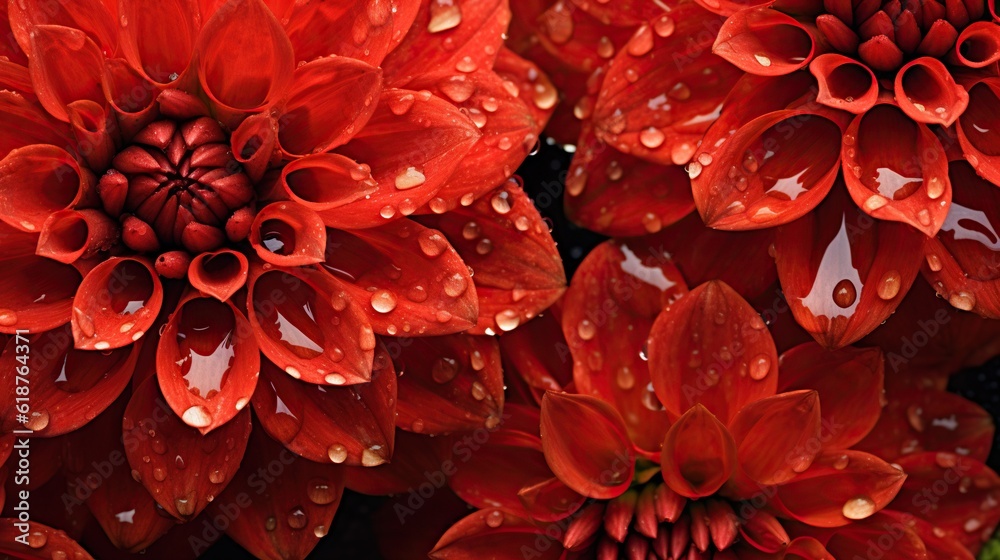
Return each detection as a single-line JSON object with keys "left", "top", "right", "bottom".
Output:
{"left": 71, "top": 257, "right": 162, "bottom": 350}
{"left": 278, "top": 153, "right": 377, "bottom": 216}
{"left": 118, "top": 0, "right": 200, "bottom": 85}
{"left": 67, "top": 100, "right": 116, "bottom": 172}
{"left": 248, "top": 266, "right": 374, "bottom": 386}
{"left": 775, "top": 185, "right": 925, "bottom": 348}
{"left": 188, "top": 249, "right": 249, "bottom": 302}
{"left": 894, "top": 57, "right": 968, "bottom": 126}
{"left": 27, "top": 24, "right": 106, "bottom": 122}
{"left": 0, "top": 144, "right": 88, "bottom": 233}
{"left": 957, "top": 78, "right": 1000, "bottom": 187}
{"left": 647, "top": 281, "right": 779, "bottom": 423}
{"left": 123, "top": 377, "right": 252, "bottom": 520}
{"left": 955, "top": 21, "right": 1000, "bottom": 67}
{"left": 253, "top": 343, "right": 396, "bottom": 467}
{"left": 8, "top": 0, "right": 117, "bottom": 57}
{"left": 842, "top": 104, "right": 951, "bottom": 236}
{"left": 540, "top": 392, "right": 635, "bottom": 499}
{"left": 809, "top": 54, "right": 879, "bottom": 113}
{"left": 660, "top": 404, "right": 737, "bottom": 499}
{"left": 36, "top": 209, "right": 118, "bottom": 264}
{"left": 230, "top": 112, "right": 278, "bottom": 183}
{"left": 101, "top": 58, "right": 159, "bottom": 139}
{"left": 0, "top": 223, "right": 82, "bottom": 334}
{"left": 156, "top": 294, "right": 260, "bottom": 433}
{"left": 712, "top": 7, "right": 816, "bottom": 76}
{"left": 0, "top": 92, "right": 73, "bottom": 158}
{"left": 250, "top": 202, "right": 328, "bottom": 267}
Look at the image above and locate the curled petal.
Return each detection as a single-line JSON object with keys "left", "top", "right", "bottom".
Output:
{"left": 647, "top": 281, "right": 779, "bottom": 423}
{"left": 214, "top": 426, "right": 345, "bottom": 560}
{"left": 728, "top": 390, "right": 822, "bottom": 488}
{"left": 540, "top": 392, "right": 635, "bottom": 500}
{"left": 809, "top": 54, "right": 879, "bottom": 114}
{"left": 771, "top": 450, "right": 906, "bottom": 527}
{"left": 277, "top": 57, "right": 382, "bottom": 157}
{"left": 71, "top": 257, "right": 162, "bottom": 350}
{"left": 0, "top": 91, "right": 73, "bottom": 158}
{"left": 0, "top": 520, "right": 94, "bottom": 559}
{"left": 67, "top": 100, "right": 116, "bottom": 172}
{"left": 0, "top": 224, "right": 82, "bottom": 334}
{"left": 740, "top": 510, "right": 792, "bottom": 553}
{"left": 775, "top": 184, "right": 925, "bottom": 348}
{"left": 26, "top": 25, "right": 105, "bottom": 122}
{"left": 778, "top": 343, "right": 885, "bottom": 450}
{"left": 253, "top": 344, "right": 395, "bottom": 467}
{"left": 0, "top": 324, "right": 137, "bottom": 436}
{"left": 279, "top": 153, "right": 377, "bottom": 217}
{"left": 842, "top": 105, "right": 952, "bottom": 237}
{"left": 156, "top": 294, "right": 260, "bottom": 434}
{"left": 101, "top": 58, "right": 159, "bottom": 139}
{"left": 188, "top": 249, "right": 248, "bottom": 302}
{"left": 8, "top": 0, "right": 117, "bottom": 57}
{"left": 393, "top": 334, "right": 503, "bottom": 434}
{"left": 712, "top": 7, "right": 816, "bottom": 75}
{"left": 894, "top": 57, "right": 968, "bottom": 126}
{"left": 956, "top": 21, "right": 1000, "bottom": 67}
{"left": 560, "top": 238, "right": 687, "bottom": 454}
{"left": 282, "top": 0, "right": 417, "bottom": 67}
{"left": 248, "top": 266, "right": 374, "bottom": 385}
{"left": 250, "top": 202, "right": 327, "bottom": 266}
{"left": 660, "top": 404, "right": 737, "bottom": 499}
{"left": 431, "top": 510, "right": 559, "bottom": 560}
{"left": 124, "top": 377, "right": 251, "bottom": 520}
{"left": 36, "top": 209, "right": 118, "bottom": 264}
{"left": 119, "top": 0, "right": 200, "bottom": 85}
{"left": 335, "top": 88, "right": 481, "bottom": 228}
{"left": 194, "top": 0, "right": 294, "bottom": 123}
{"left": 811, "top": 511, "right": 928, "bottom": 560}
{"left": 0, "top": 144, "right": 88, "bottom": 233}
{"left": 415, "top": 182, "right": 564, "bottom": 335}
{"left": 957, "top": 78, "right": 1000, "bottom": 187}
{"left": 230, "top": 112, "right": 278, "bottom": 183}
{"left": 323, "top": 218, "right": 478, "bottom": 336}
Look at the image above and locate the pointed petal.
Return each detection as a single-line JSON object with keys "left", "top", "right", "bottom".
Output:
{"left": 774, "top": 183, "right": 925, "bottom": 348}
{"left": 771, "top": 450, "right": 906, "bottom": 527}
{"left": 957, "top": 79, "right": 1000, "bottom": 207}
{"left": 728, "top": 390, "right": 822, "bottom": 487}
{"left": 253, "top": 343, "right": 395, "bottom": 467}
{"left": 281, "top": 0, "right": 413, "bottom": 67}
{"left": 156, "top": 294, "right": 259, "bottom": 434}
{"left": 431, "top": 510, "right": 560, "bottom": 560}
{"left": 249, "top": 201, "right": 327, "bottom": 266}
{"left": 712, "top": 7, "right": 816, "bottom": 75}
{"left": 0, "top": 144, "right": 88, "bottom": 233}
{"left": 806, "top": 511, "right": 928, "bottom": 560}
{"left": 323, "top": 218, "right": 478, "bottom": 335}
{"left": 660, "top": 404, "right": 737, "bottom": 499}
{"left": 559, "top": 238, "right": 687, "bottom": 453}
{"left": 647, "top": 280, "right": 779, "bottom": 423}
{"left": 0, "top": 520, "right": 94, "bottom": 559}
{"left": 778, "top": 342, "right": 885, "bottom": 450}
{"left": 248, "top": 266, "right": 374, "bottom": 385}
{"left": 858, "top": 34, "right": 904, "bottom": 71}
{"left": 809, "top": 53, "right": 879, "bottom": 114}
{"left": 0, "top": 324, "right": 137, "bottom": 436}
{"left": 214, "top": 425, "right": 345, "bottom": 560}
{"left": 415, "top": 182, "right": 564, "bottom": 335}
{"left": 71, "top": 257, "right": 163, "bottom": 350}
{"left": 740, "top": 510, "right": 791, "bottom": 553}
{"left": 393, "top": 334, "right": 503, "bottom": 434}
{"left": 27, "top": 24, "right": 105, "bottom": 122}
{"left": 229, "top": 112, "right": 277, "bottom": 184}
{"left": 188, "top": 249, "right": 249, "bottom": 302}
{"left": 894, "top": 57, "right": 968, "bottom": 126}
{"left": 343, "top": 429, "right": 451, "bottom": 495}
{"left": 334, "top": 88, "right": 481, "bottom": 228}
{"left": 119, "top": 0, "right": 200, "bottom": 85}
{"left": 0, "top": 224, "right": 82, "bottom": 334}
{"left": 277, "top": 57, "right": 382, "bottom": 157}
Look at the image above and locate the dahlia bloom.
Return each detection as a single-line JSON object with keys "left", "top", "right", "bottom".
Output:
{"left": 0, "top": 0, "right": 566, "bottom": 556}
{"left": 510, "top": 0, "right": 1000, "bottom": 348}
{"left": 430, "top": 237, "right": 1000, "bottom": 559}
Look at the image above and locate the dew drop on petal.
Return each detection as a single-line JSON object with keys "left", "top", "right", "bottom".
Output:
{"left": 370, "top": 290, "right": 397, "bottom": 313}
{"left": 877, "top": 270, "right": 901, "bottom": 300}
{"left": 842, "top": 497, "right": 876, "bottom": 520}
{"left": 328, "top": 444, "right": 348, "bottom": 463}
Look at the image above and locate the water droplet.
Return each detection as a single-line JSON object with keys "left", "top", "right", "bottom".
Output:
{"left": 314, "top": 525, "right": 329, "bottom": 538}
{"left": 495, "top": 309, "right": 520, "bottom": 331}
{"left": 949, "top": 291, "right": 976, "bottom": 311}
{"left": 490, "top": 192, "right": 511, "bottom": 214}
{"left": 443, "top": 273, "right": 468, "bottom": 297}
{"left": 370, "top": 290, "right": 397, "bottom": 313}
{"left": 182, "top": 405, "right": 212, "bottom": 428}
{"left": 362, "top": 447, "right": 386, "bottom": 467}
{"left": 288, "top": 507, "right": 308, "bottom": 529}
{"left": 639, "top": 127, "right": 665, "bottom": 149}
{"left": 308, "top": 479, "right": 338, "bottom": 505}
{"left": 926, "top": 253, "right": 943, "bottom": 272}
{"left": 627, "top": 25, "right": 654, "bottom": 56}
{"left": 25, "top": 410, "right": 49, "bottom": 431}
{"left": 428, "top": 0, "right": 462, "bottom": 33}
{"left": 471, "top": 381, "right": 487, "bottom": 400}
{"left": 754, "top": 53, "right": 772, "bottom": 67}
{"left": 653, "top": 15, "right": 675, "bottom": 37}
{"left": 833, "top": 454, "right": 850, "bottom": 470}
{"left": 749, "top": 355, "right": 770, "bottom": 380}
{"left": 832, "top": 279, "right": 858, "bottom": 308}
{"left": 0, "top": 309, "right": 17, "bottom": 326}
{"left": 388, "top": 94, "right": 415, "bottom": 115}
{"left": 395, "top": 167, "right": 426, "bottom": 190}
{"left": 328, "top": 444, "right": 348, "bottom": 463}
{"left": 27, "top": 531, "right": 47, "bottom": 548}
{"left": 927, "top": 176, "right": 945, "bottom": 199}
{"left": 486, "top": 510, "right": 504, "bottom": 527}
{"left": 153, "top": 467, "right": 167, "bottom": 482}
{"left": 616, "top": 367, "right": 635, "bottom": 390}
{"left": 877, "top": 270, "right": 901, "bottom": 300}
{"left": 842, "top": 497, "right": 876, "bottom": 520}
{"left": 577, "top": 319, "right": 596, "bottom": 340}
{"left": 432, "top": 357, "right": 459, "bottom": 383}
{"left": 265, "top": 516, "right": 278, "bottom": 531}
{"left": 209, "top": 470, "right": 226, "bottom": 484}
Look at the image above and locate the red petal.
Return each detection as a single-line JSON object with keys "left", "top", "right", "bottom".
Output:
{"left": 809, "top": 53, "right": 879, "bottom": 114}
{"left": 774, "top": 183, "right": 925, "bottom": 348}
{"left": 229, "top": 112, "right": 277, "bottom": 183}
{"left": 565, "top": 123, "right": 695, "bottom": 237}
{"left": 253, "top": 343, "right": 395, "bottom": 467}
{"left": 500, "top": 308, "right": 574, "bottom": 402}
{"left": 493, "top": 47, "right": 558, "bottom": 133}
{"left": 771, "top": 450, "right": 906, "bottom": 527}
{"left": 123, "top": 376, "right": 251, "bottom": 520}
{"left": 712, "top": 7, "right": 816, "bottom": 75}
{"left": 277, "top": 57, "right": 382, "bottom": 157}
{"left": 66, "top": 100, "right": 116, "bottom": 172}
{"left": 214, "top": 424, "right": 345, "bottom": 560}
{"left": 805, "top": 511, "right": 928, "bottom": 560}
{"left": 956, "top": 21, "right": 1000, "bottom": 67}
{"left": 857, "top": 34, "right": 904, "bottom": 71}
{"left": 431, "top": 510, "right": 561, "bottom": 560}
{"left": 647, "top": 281, "right": 779, "bottom": 423}
{"left": 0, "top": 224, "right": 81, "bottom": 334}
{"left": 0, "top": 91, "right": 73, "bottom": 158}
{"left": 101, "top": 58, "right": 159, "bottom": 139}
{"left": 415, "top": 182, "right": 564, "bottom": 335}
{"left": 815, "top": 14, "right": 860, "bottom": 52}
{"left": 778, "top": 342, "right": 885, "bottom": 450}
{"left": 533, "top": 0, "right": 636, "bottom": 73}
{"left": 334, "top": 88, "right": 481, "bottom": 228}
{"left": 119, "top": 0, "right": 199, "bottom": 85}
{"left": 247, "top": 266, "right": 374, "bottom": 385}
{"left": 382, "top": 0, "right": 509, "bottom": 88}
{"left": 343, "top": 429, "right": 451, "bottom": 495}
{"left": 740, "top": 510, "right": 791, "bottom": 553}
{"left": 540, "top": 392, "right": 635, "bottom": 499}
{"left": 8, "top": 0, "right": 116, "bottom": 58}
{"left": 728, "top": 390, "right": 822, "bottom": 488}
{"left": 71, "top": 257, "right": 163, "bottom": 350}
{"left": 881, "top": 511, "right": 976, "bottom": 560}
{"left": 0, "top": 324, "right": 137, "bottom": 436}
{"left": 27, "top": 24, "right": 105, "bottom": 122}
{"left": 894, "top": 57, "right": 968, "bottom": 126}
{"left": 188, "top": 249, "right": 248, "bottom": 302}
{"left": 282, "top": 0, "right": 415, "bottom": 67}
{"left": 156, "top": 294, "right": 259, "bottom": 433}
{"left": 276, "top": 153, "right": 377, "bottom": 219}
{"left": 957, "top": 78, "right": 1000, "bottom": 190}
{"left": 591, "top": 4, "right": 741, "bottom": 166}
{"left": 560, "top": 238, "right": 687, "bottom": 453}
{"left": 0, "top": 144, "right": 88, "bottom": 232}
{"left": 36, "top": 209, "right": 118, "bottom": 264}
{"left": 660, "top": 404, "right": 737, "bottom": 499}
{"left": 923, "top": 160, "right": 1000, "bottom": 314}
{"left": 249, "top": 201, "right": 327, "bottom": 267}
{"left": 569, "top": 0, "right": 678, "bottom": 24}
{"left": 194, "top": 0, "right": 294, "bottom": 122}
{"left": 323, "top": 218, "right": 478, "bottom": 335}
{"left": 393, "top": 334, "right": 504, "bottom": 434}
{"left": 0, "top": 519, "right": 94, "bottom": 559}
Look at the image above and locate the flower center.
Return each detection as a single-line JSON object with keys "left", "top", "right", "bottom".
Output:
{"left": 98, "top": 117, "right": 255, "bottom": 254}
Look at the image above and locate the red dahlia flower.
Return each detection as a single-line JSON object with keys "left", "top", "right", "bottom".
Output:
{"left": 0, "top": 0, "right": 567, "bottom": 557}
{"left": 509, "top": 0, "right": 1000, "bottom": 347}
{"left": 430, "top": 238, "right": 1000, "bottom": 559}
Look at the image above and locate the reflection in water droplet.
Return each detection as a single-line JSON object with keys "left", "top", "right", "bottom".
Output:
{"left": 800, "top": 216, "right": 862, "bottom": 319}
